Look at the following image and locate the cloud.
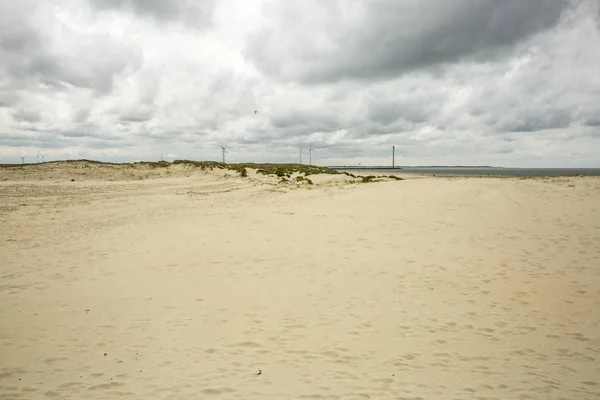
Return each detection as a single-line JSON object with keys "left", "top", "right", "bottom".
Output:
{"left": 245, "top": 0, "right": 569, "bottom": 83}
{"left": 0, "top": 0, "right": 599, "bottom": 167}
{"left": 499, "top": 109, "right": 573, "bottom": 133}
{"left": 585, "top": 116, "right": 600, "bottom": 127}
{"left": 0, "top": 2, "right": 142, "bottom": 95}
{"left": 89, "top": 0, "right": 215, "bottom": 27}
{"left": 11, "top": 107, "right": 43, "bottom": 123}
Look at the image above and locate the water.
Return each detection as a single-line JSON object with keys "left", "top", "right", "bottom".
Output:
{"left": 331, "top": 167, "right": 600, "bottom": 177}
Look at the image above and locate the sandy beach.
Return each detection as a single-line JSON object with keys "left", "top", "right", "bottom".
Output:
{"left": 1, "top": 162, "right": 600, "bottom": 399}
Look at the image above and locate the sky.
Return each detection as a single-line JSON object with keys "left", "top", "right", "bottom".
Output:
{"left": 1, "top": 0, "right": 599, "bottom": 167}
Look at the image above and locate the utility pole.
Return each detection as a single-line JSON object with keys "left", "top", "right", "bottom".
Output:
{"left": 392, "top": 145, "right": 395, "bottom": 168}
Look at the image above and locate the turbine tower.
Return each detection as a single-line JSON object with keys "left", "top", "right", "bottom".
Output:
{"left": 220, "top": 145, "right": 227, "bottom": 163}
{"left": 308, "top": 144, "right": 314, "bottom": 165}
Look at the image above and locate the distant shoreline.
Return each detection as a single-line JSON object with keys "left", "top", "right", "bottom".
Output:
{"left": 330, "top": 166, "right": 600, "bottom": 177}
{"left": 329, "top": 166, "right": 496, "bottom": 169}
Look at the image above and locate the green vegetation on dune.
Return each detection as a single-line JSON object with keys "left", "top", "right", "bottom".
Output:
{"left": 171, "top": 160, "right": 338, "bottom": 178}
{"left": 359, "top": 175, "right": 403, "bottom": 183}
{"left": 295, "top": 175, "right": 313, "bottom": 184}
{"left": 361, "top": 175, "right": 378, "bottom": 183}
{"left": 135, "top": 161, "right": 171, "bottom": 168}
{"left": 249, "top": 163, "right": 338, "bottom": 177}
{"left": 387, "top": 175, "right": 404, "bottom": 181}
{"left": 172, "top": 160, "right": 225, "bottom": 169}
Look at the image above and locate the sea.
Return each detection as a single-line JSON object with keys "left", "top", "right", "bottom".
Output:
{"left": 330, "top": 167, "right": 600, "bottom": 177}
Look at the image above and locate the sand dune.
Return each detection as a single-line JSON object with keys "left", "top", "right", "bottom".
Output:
{"left": 1, "top": 163, "right": 600, "bottom": 399}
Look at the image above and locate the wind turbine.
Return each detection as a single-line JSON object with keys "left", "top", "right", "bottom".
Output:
{"left": 308, "top": 143, "right": 314, "bottom": 165}
{"left": 40, "top": 152, "right": 45, "bottom": 163}
{"left": 220, "top": 142, "right": 228, "bottom": 163}
{"left": 36, "top": 151, "right": 41, "bottom": 164}
{"left": 299, "top": 148, "right": 304, "bottom": 164}
{"left": 20, "top": 153, "right": 26, "bottom": 164}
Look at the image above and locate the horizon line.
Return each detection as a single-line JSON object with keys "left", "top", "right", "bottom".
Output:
{"left": 1, "top": 159, "right": 599, "bottom": 169}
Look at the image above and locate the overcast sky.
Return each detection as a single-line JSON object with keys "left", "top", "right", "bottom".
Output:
{"left": 1, "top": 0, "right": 599, "bottom": 167}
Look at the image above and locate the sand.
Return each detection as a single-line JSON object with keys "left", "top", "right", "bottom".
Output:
{"left": 1, "top": 162, "right": 600, "bottom": 399}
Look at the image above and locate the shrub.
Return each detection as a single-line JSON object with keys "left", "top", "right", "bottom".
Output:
{"left": 135, "top": 161, "right": 170, "bottom": 168}
{"left": 361, "top": 175, "right": 378, "bottom": 183}
{"left": 387, "top": 175, "right": 404, "bottom": 180}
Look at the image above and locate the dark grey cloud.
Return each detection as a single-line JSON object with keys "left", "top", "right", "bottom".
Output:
{"left": 501, "top": 109, "right": 573, "bottom": 132}
{"left": 245, "top": 0, "right": 569, "bottom": 83}
{"left": 367, "top": 99, "right": 430, "bottom": 125}
{"left": 0, "top": 130, "right": 128, "bottom": 150}
{"left": 271, "top": 111, "right": 339, "bottom": 135}
{"left": 11, "top": 107, "right": 42, "bottom": 123}
{"left": 118, "top": 106, "right": 155, "bottom": 123}
{"left": 0, "top": 14, "right": 40, "bottom": 53}
{"left": 60, "top": 131, "right": 91, "bottom": 139}
{"left": 0, "top": 3, "right": 142, "bottom": 95}
{"left": 584, "top": 115, "right": 600, "bottom": 127}
{"left": 89, "top": 0, "right": 214, "bottom": 27}
{"left": 73, "top": 109, "right": 91, "bottom": 123}
{"left": 367, "top": 103, "right": 405, "bottom": 126}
